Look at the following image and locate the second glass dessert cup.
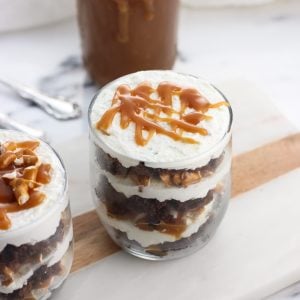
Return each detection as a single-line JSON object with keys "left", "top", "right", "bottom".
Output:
{"left": 0, "top": 130, "right": 74, "bottom": 299}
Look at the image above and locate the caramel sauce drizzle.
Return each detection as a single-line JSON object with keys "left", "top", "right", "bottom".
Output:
{"left": 108, "top": 205, "right": 204, "bottom": 238}
{"left": 0, "top": 141, "right": 52, "bottom": 230}
{"left": 115, "top": 0, "right": 155, "bottom": 43}
{"left": 115, "top": 0, "right": 130, "bottom": 43}
{"left": 136, "top": 220, "right": 187, "bottom": 238}
{"left": 96, "top": 82, "right": 228, "bottom": 146}
{"left": 143, "top": 0, "right": 155, "bottom": 21}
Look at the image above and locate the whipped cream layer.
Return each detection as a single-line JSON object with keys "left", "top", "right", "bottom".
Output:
{"left": 96, "top": 199, "right": 215, "bottom": 247}
{"left": 90, "top": 71, "right": 232, "bottom": 170}
{"left": 0, "top": 130, "right": 67, "bottom": 252}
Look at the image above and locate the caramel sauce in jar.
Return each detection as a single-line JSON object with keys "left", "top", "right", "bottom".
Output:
{"left": 77, "top": 0, "right": 179, "bottom": 85}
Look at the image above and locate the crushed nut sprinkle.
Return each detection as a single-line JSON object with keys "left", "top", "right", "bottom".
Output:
{"left": 0, "top": 140, "right": 52, "bottom": 230}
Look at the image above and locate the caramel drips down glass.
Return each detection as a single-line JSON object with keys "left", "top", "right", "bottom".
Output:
{"left": 77, "top": 0, "right": 179, "bottom": 86}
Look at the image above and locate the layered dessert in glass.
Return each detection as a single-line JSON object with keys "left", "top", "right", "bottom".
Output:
{"left": 77, "top": 0, "right": 179, "bottom": 85}
{"left": 0, "top": 130, "right": 73, "bottom": 299}
{"left": 89, "top": 71, "right": 232, "bottom": 260}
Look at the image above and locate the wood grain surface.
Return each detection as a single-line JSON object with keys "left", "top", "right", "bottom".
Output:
{"left": 72, "top": 211, "right": 119, "bottom": 272}
{"left": 232, "top": 133, "right": 300, "bottom": 197}
{"left": 72, "top": 133, "right": 300, "bottom": 273}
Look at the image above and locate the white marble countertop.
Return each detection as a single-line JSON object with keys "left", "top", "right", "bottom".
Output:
{"left": 0, "top": 0, "right": 299, "bottom": 298}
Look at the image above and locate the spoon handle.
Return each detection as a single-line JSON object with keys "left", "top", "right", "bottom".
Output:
{"left": 0, "top": 113, "right": 46, "bottom": 140}
{"left": 0, "top": 78, "right": 81, "bottom": 120}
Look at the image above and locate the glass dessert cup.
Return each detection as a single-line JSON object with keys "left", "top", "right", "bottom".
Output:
{"left": 77, "top": 0, "right": 179, "bottom": 86}
{"left": 88, "top": 71, "right": 233, "bottom": 260}
{"left": 0, "top": 130, "right": 74, "bottom": 299}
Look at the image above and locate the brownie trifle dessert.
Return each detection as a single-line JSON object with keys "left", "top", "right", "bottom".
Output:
{"left": 0, "top": 130, "right": 73, "bottom": 299}
{"left": 89, "top": 71, "right": 232, "bottom": 260}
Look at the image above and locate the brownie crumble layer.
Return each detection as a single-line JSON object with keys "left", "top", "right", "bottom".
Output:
{"left": 0, "top": 262, "right": 62, "bottom": 300}
{"left": 95, "top": 145, "right": 225, "bottom": 187}
{"left": 0, "top": 219, "right": 64, "bottom": 287}
{"left": 96, "top": 176, "right": 215, "bottom": 236}
{"left": 114, "top": 214, "right": 214, "bottom": 258}
{"left": 112, "top": 191, "right": 228, "bottom": 258}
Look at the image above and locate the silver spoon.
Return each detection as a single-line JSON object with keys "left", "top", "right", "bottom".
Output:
{"left": 0, "top": 78, "right": 82, "bottom": 120}
{"left": 0, "top": 113, "right": 46, "bottom": 140}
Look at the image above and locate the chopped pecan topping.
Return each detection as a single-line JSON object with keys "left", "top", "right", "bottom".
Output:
{"left": 181, "top": 171, "right": 202, "bottom": 187}
{"left": 172, "top": 173, "right": 183, "bottom": 186}
{"left": 129, "top": 173, "right": 151, "bottom": 187}
{"left": 1, "top": 266, "right": 14, "bottom": 286}
{"left": 96, "top": 146, "right": 225, "bottom": 187}
{"left": 159, "top": 170, "right": 202, "bottom": 187}
{"left": 159, "top": 172, "right": 172, "bottom": 186}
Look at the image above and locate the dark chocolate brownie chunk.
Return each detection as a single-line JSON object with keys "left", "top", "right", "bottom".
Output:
{"left": 94, "top": 144, "right": 224, "bottom": 187}
{"left": 112, "top": 193, "right": 228, "bottom": 258}
{"left": 0, "top": 262, "right": 62, "bottom": 300}
{"left": 96, "top": 176, "right": 215, "bottom": 234}
{"left": 0, "top": 220, "right": 65, "bottom": 286}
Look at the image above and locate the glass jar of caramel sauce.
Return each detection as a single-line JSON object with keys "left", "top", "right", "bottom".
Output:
{"left": 77, "top": 0, "right": 179, "bottom": 86}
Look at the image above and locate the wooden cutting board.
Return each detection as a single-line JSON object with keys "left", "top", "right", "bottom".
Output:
{"left": 54, "top": 79, "right": 300, "bottom": 300}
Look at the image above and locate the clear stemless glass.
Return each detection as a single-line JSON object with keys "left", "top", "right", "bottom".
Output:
{"left": 0, "top": 130, "right": 73, "bottom": 299}
{"left": 89, "top": 71, "right": 233, "bottom": 260}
